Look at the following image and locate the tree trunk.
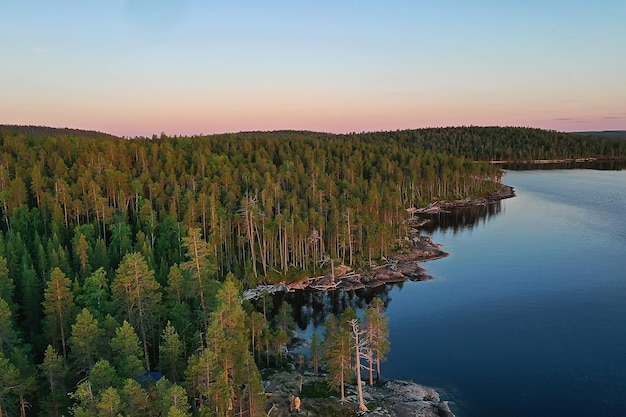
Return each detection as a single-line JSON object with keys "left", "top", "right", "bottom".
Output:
{"left": 351, "top": 320, "right": 368, "bottom": 412}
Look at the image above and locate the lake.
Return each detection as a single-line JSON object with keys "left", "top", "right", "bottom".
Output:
{"left": 285, "top": 168, "right": 626, "bottom": 417}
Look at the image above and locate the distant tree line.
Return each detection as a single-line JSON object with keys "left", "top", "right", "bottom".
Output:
{"left": 355, "top": 126, "right": 626, "bottom": 161}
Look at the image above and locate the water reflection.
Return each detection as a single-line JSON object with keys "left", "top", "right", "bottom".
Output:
{"left": 271, "top": 198, "right": 506, "bottom": 330}
{"left": 420, "top": 201, "right": 503, "bottom": 234}
{"left": 262, "top": 284, "right": 398, "bottom": 330}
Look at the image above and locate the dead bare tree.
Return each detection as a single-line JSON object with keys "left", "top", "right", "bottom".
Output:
{"left": 349, "top": 319, "right": 369, "bottom": 412}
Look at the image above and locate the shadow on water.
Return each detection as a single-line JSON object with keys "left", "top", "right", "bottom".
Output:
{"left": 268, "top": 198, "right": 507, "bottom": 331}
{"left": 419, "top": 201, "right": 503, "bottom": 234}
{"left": 264, "top": 284, "right": 399, "bottom": 330}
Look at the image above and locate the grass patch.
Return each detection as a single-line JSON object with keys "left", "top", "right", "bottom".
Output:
{"left": 301, "top": 380, "right": 339, "bottom": 399}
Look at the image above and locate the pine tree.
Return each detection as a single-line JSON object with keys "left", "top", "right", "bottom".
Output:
{"left": 204, "top": 273, "right": 263, "bottom": 417}
{"left": 11, "top": 347, "right": 37, "bottom": 417}
{"left": 69, "top": 308, "right": 104, "bottom": 376}
{"left": 107, "top": 220, "right": 132, "bottom": 270}
{"left": 365, "top": 298, "right": 390, "bottom": 383}
{"left": 42, "top": 267, "right": 75, "bottom": 359}
{"left": 68, "top": 380, "right": 97, "bottom": 417}
{"left": 181, "top": 227, "right": 217, "bottom": 327}
{"left": 76, "top": 268, "right": 111, "bottom": 322}
{"left": 19, "top": 255, "right": 43, "bottom": 347}
{"left": 153, "top": 379, "right": 191, "bottom": 417}
{"left": 38, "top": 345, "right": 68, "bottom": 417}
{"left": 120, "top": 378, "right": 152, "bottom": 417}
{"left": 249, "top": 310, "right": 266, "bottom": 364}
{"left": 159, "top": 321, "right": 183, "bottom": 383}
{"left": 95, "top": 386, "right": 121, "bottom": 417}
{"left": 310, "top": 330, "right": 321, "bottom": 375}
{"left": 0, "top": 298, "right": 19, "bottom": 355}
{"left": 0, "top": 353, "right": 20, "bottom": 417}
{"left": 243, "top": 354, "right": 267, "bottom": 417}
{"left": 87, "top": 360, "right": 118, "bottom": 394}
{"left": 109, "top": 321, "right": 144, "bottom": 379}
{"left": 322, "top": 313, "right": 351, "bottom": 402}
{"left": 0, "top": 256, "right": 16, "bottom": 312}
{"left": 112, "top": 252, "right": 161, "bottom": 370}
{"left": 275, "top": 301, "right": 296, "bottom": 335}
{"left": 164, "top": 264, "right": 194, "bottom": 351}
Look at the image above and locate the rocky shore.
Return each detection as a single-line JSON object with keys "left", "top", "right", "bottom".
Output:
{"left": 242, "top": 235, "right": 447, "bottom": 300}
{"left": 414, "top": 184, "right": 515, "bottom": 214}
{"left": 254, "top": 188, "right": 518, "bottom": 416}
{"left": 264, "top": 371, "right": 455, "bottom": 417}
{"left": 243, "top": 184, "right": 514, "bottom": 301}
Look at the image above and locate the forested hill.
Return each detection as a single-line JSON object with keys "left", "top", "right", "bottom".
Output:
{"left": 2, "top": 124, "right": 621, "bottom": 287}
{"left": 0, "top": 125, "right": 623, "bottom": 416}
{"left": 0, "top": 126, "right": 503, "bottom": 285}
{"left": 572, "top": 130, "right": 626, "bottom": 140}
{"left": 352, "top": 126, "right": 626, "bottom": 161}
{"left": 0, "top": 124, "right": 120, "bottom": 140}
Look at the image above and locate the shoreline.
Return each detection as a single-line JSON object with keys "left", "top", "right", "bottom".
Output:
{"left": 265, "top": 371, "right": 455, "bottom": 417}
{"left": 489, "top": 156, "right": 626, "bottom": 165}
{"left": 258, "top": 185, "right": 516, "bottom": 417}
{"left": 243, "top": 184, "right": 515, "bottom": 300}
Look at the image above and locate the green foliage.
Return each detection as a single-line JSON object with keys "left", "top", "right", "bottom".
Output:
{"left": 112, "top": 252, "right": 161, "bottom": 369}
{"left": 38, "top": 345, "right": 69, "bottom": 417}
{"left": 69, "top": 308, "right": 104, "bottom": 376}
{"left": 158, "top": 321, "right": 184, "bottom": 383}
{"left": 301, "top": 380, "right": 338, "bottom": 399}
{"left": 0, "top": 297, "right": 19, "bottom": 355}
{"left": 0, "top": 352, "right": 22, "bottom": 416}
{"left": 76, "top": 268, "right": 111, "bottom": 322}
{"left": 42, "top": 267, "right": 75, "bottom": 359}
{"left": 0, "top": 256, "right": 16, "bottom": 312}
{"left": 0, "top": 125, "right": 622, "bottom": 415}
{"left": 109, "top": 321, "right": 144, "bottom": 379}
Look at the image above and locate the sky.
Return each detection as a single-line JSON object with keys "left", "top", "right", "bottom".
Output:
{"left": 1, "top": 0, "right": 625, "bottom": 137}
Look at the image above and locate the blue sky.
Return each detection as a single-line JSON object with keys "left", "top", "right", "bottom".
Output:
{"left": 1, "top": 0, "right": 624, "bottom": 137}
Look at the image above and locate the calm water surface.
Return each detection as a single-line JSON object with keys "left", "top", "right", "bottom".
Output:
{"left": 384, "top": 169, "right": 626, "bottom": 417}
{"left": 286, "top": 168, "right": 626, "bottom": 417}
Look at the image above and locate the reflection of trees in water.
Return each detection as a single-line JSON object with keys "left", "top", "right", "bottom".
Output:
{"left": 266, "top": 284, "right": 399, "bottom": 331}
{"left": 420, "top": 201, "right": 503, "bottom": 234}
{"left": 262, "top": 200, "right": 510, "bottom": 330}
{"left": 262, "top": 203, "right": 504, "bottom": 330}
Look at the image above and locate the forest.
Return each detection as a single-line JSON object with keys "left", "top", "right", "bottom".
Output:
{"left": 0, "top": 125, "right": 624, "bottom": 416}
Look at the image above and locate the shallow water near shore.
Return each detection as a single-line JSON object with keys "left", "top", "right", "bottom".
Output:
{"left": 286, "top": 168, "right": 626, "bottom": 417}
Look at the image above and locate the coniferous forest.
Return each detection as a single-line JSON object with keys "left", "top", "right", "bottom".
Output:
{"left": 0, "top": 125, "right": 624, "bottom": 416}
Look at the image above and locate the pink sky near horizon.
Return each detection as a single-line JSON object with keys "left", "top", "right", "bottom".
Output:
{"left": 7, "top": 98, "right": 621, "bottom": 139}
{"left": 1, "top": 1, "right": 625, "bottom": 138}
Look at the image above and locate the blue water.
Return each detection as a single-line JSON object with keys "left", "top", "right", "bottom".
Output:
{"left": 384, "top": 169, "right": 626, "bottom": 417}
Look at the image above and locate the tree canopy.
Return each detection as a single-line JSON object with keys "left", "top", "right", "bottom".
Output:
{"left": 0, "top": 125, "right": 623, "bottom": 415}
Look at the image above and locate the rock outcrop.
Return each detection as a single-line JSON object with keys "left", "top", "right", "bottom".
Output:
{"left": 354, "top": 380, "right": 455, "bottom": 417}
{"left": 264, "top": 372, "right": 455, "bottom": 417}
